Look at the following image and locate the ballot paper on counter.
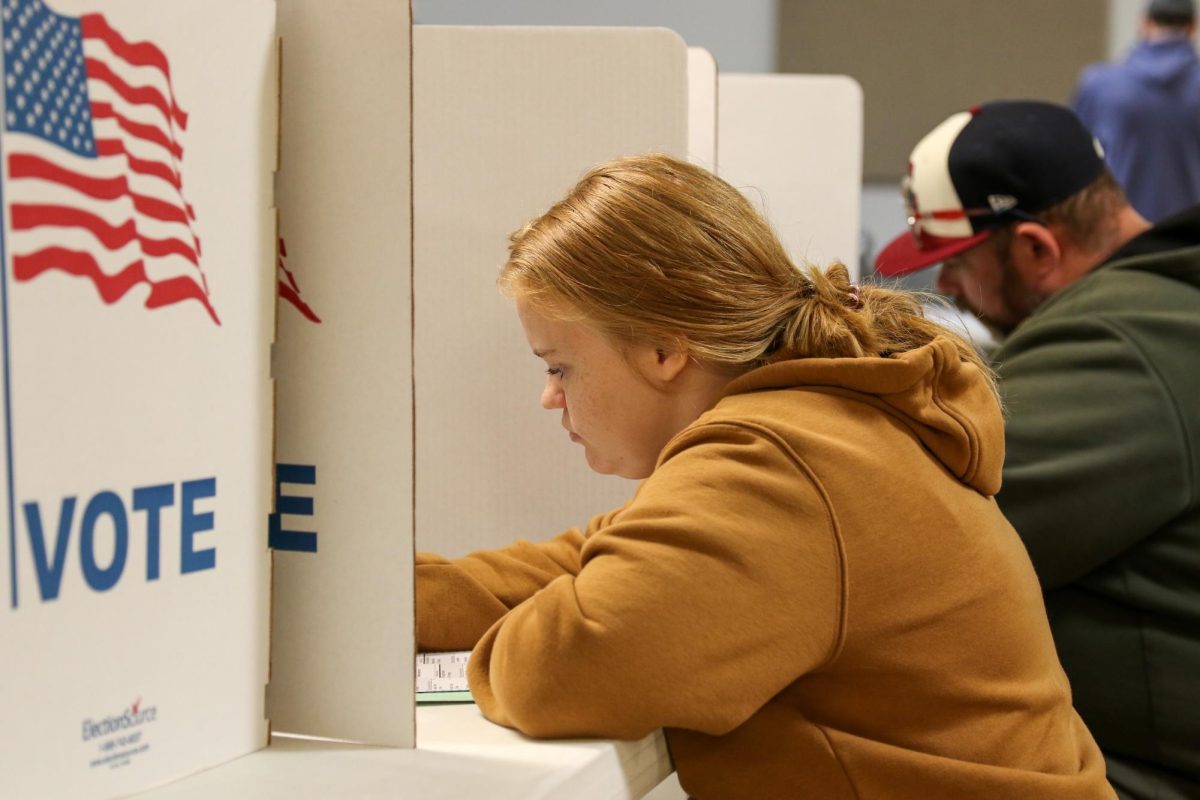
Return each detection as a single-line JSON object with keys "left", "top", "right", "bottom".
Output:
{"left": 415, "top": 651, "right": 474, "bottom": 703}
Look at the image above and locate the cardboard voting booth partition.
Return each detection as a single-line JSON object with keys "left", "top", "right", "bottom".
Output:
{"left": 412, "top": 25, "right": 687, "bottom": 559}
{"left": 268, "top": 0, "right": 415, "bottom": 747}
{"left": 717, "top": 74, "right": 864, "bottom": 278}
{"left": 687, "top": 47, "right": 718, "bottom": 170}
{"left": 0, "top": 0, "right": 277, "bottom": 797}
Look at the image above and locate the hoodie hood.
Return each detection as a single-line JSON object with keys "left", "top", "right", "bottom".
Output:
{"left": 1126, "top": 38, "right": 1200, "bottom": 86}
{"left": 1096, "top": 205, "right": 1200, "bottom": 291}
{"left": 724, "top": 337, "right": 1004, "bottom": 495}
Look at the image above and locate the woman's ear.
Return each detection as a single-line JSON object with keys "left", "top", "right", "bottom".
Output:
{"left": 635, "top": 344, "right": 689, "bottom": 386}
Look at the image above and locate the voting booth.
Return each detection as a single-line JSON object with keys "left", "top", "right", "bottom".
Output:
{"left": 136, "top": 18, "right": 687, "bottom": 800}
{"left": 718, "top": 73, "right": 864, "bottom": 277}
{"left": 1, "top": 0, "right": 865, "bottom": 794}
{"left": 687, "top": 47, "right": 718, "bottom": 169}
{"left": 0, "top": 0, "right": 277, "bottom": 797}
{"left": 268, "top": 0, "right": 415, "bottom": 747}
{"left": 412, "top": 25, "right": 688, "bottom": 558}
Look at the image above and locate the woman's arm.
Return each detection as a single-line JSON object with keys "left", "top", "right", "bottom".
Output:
{"left": 467, "top": 422, "right": 845, "bottom": 740}
{"left": 416, "top": 506, "right": 623, "bottom": 651}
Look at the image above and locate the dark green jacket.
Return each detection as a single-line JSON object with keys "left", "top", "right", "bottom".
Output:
{"left": 993, "top": 207, "right": 1200, "bottom": 800}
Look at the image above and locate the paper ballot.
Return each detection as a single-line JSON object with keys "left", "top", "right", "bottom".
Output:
{"left": 415, "top": 651, "right": 474, "bottom": 703}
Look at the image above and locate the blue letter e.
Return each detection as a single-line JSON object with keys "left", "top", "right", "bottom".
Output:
{"left": 269, "top": 464, "right": 317, "bottom": 552}
{"left": 181, "top": 478, "right": 217, "bottom": 574}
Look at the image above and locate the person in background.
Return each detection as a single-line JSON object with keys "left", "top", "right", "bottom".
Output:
{"left": 417, "top": 154, "right": 1116, "bottom": 799}
{"left": 1073, "top": 0, "right": 1200, "bottom": 222}
{"left": 875, "top": 100, "right": 1200, "bottom": 800}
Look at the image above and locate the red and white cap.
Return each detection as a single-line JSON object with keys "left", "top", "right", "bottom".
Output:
{"left": 875, "top": 101, "right": 1107, "bottom": 277}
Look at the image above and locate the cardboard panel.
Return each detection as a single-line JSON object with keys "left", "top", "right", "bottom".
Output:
{"left": 268, "top": 0, "right": 414, "bottom": 746}
{"left": 687, "top": 47, "right": 717, "bottom": 170}
{"left": 717, "top": 74, "right": 863, "bottom": 278}
{"left": 0, "top": 0, "right": 276, "bottom": 796}
{"left": 413, "top": 26, "right": 687, "bottom": 558}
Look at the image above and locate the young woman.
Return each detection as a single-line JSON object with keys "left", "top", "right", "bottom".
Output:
{"left": 416, "top": 154, "right": 1115, "bottom": 800}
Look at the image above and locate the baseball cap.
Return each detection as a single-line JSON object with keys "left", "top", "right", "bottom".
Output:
{"left": 874, "top": 100, "right": 1107, "bottom": 277}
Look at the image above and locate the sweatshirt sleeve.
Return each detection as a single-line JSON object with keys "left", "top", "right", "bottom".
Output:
{"left": 415, "top": 512, "right": 620, "bottom": 651}
{"left": 467, "top": 422, "right": 844, "bottom": 741}
{"left": 994, "top": 316, "right": 1192, "bottom": 589}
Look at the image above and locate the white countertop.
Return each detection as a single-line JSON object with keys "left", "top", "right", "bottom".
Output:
{"left": 130, "top": 703, "right": 673, "bottom": 800}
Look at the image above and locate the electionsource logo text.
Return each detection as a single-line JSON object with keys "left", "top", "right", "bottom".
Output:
{"left": 82, "top": 697, "right": 157, "bottom": 741}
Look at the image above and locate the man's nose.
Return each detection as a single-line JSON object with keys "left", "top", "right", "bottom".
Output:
{"left": 934, "top": 264, "right": 960, "bottom": 297}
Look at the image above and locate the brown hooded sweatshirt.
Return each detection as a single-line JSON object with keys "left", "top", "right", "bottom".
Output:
{"left": 417, "top": 338, "right": 1115, "bottom": 800}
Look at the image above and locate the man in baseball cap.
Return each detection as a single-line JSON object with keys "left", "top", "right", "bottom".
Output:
{"left": 878, "top": 99, "right": 1200, "bottom": 800}
{"left": 875, "top": 100, "right": 1145, "bottom": 335}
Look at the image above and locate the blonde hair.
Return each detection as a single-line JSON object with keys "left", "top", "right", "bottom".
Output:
{"left": 500, "top": 154, "right": 993, "bottom": 389}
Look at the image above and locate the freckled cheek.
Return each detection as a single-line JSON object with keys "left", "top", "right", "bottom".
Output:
{"left": 565, "top": 390, "right": 605, "bottom": 438}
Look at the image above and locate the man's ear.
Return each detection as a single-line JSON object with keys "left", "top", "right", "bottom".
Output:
{"left": 1010, "top": 221, "right": 1064, "bottom": 289}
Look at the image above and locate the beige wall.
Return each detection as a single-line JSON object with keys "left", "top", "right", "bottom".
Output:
{"left": 778, "top": 0, "right": 1108, "bottom": 181}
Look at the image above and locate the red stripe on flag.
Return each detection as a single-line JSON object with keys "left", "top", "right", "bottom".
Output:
{"left": 84, "top": 57, "right": 186, "bottom": 132}
{"left": 95, "top": 139, "right": 182, "bottom": 192}
{"left": 13, "top": 247, "right": 219, "bottom": 325}
{"left": 138, "top": 234, "right": 197, "bottom": 264}
{"left": 9, "top": 153, "right": 191, "bottom": 226}
{"left": 279, "top": 258, "right": 300, "bottom": 293}
{"left": 14, "top": 247, "right": 146, "bottom": 303}
{"left": 279, "top": 280, "right": 322, "bottom": 324}
{"left": 11, "top": 203, "right": 199, "bottom": 264}
{"left": 145, "top": 275, "right": 220, "bottom": 325}
{"left": 80, "top": 13, "right": 188, "bottom": 128}
{"left": 91, "top": 102, "right": 183, "bottom": 160}
{"left": 132, "top": 193, "right": 189, "bottom": 226}
{"left": 276, "top": 237, "right": 321, "bottom": 323}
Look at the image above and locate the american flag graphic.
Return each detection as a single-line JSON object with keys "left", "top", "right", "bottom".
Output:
{"left": 278, "top": 236, "right": 321, "bottom": 324}
{"left": 1, "top": 0, "right": 217, "bottom": 324}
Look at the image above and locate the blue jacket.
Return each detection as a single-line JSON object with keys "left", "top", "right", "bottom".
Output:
{"left": 1074, "top": 39, "right": 1200, "bottom": 222}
